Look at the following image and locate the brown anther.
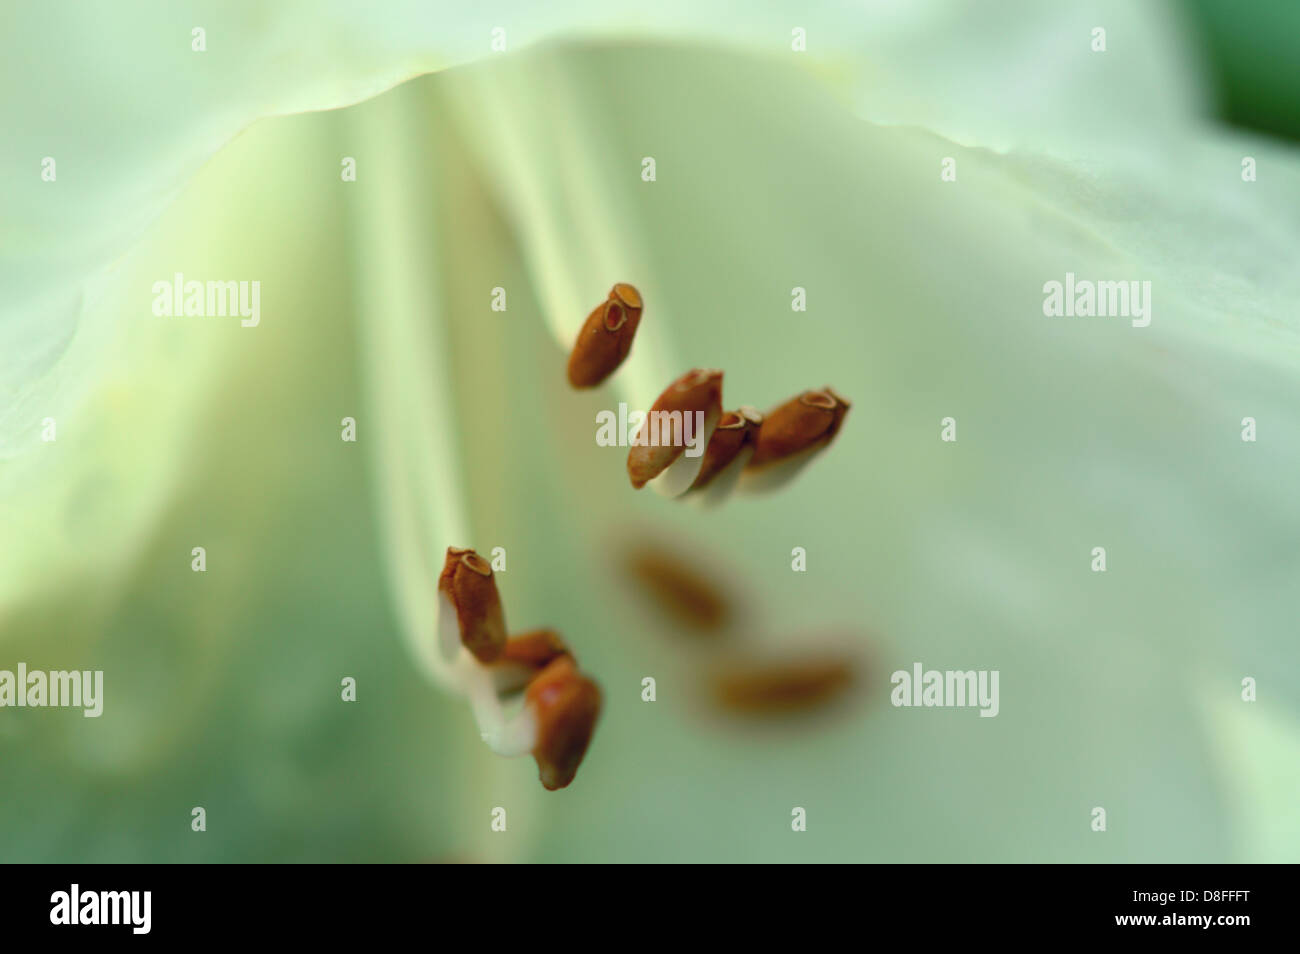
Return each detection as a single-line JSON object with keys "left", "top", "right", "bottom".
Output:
{"left": 690, "top": 406, "right": 763, "bottom": 491}
{"left": 526, "top": 656, "right": 603, "bottom": 791}
{"left": 711, "top": 657, "right": 855, "bottom": 715}
{"left": 747, "top": 387, "right": 850, "bottom": 470}
{"left": 437, "top": 547, "right": 507, "bottom": 663}
{"left": 627, "top": 368, "right": 724, "bottom": 489}
{"left": 624, "top": 543, "right": 731, "bottom": 633}
{"left": 567, "top": 284, "right": 645, "bottom": 388}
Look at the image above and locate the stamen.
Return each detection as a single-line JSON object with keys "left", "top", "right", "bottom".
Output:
{"left": 437, "top": 546, "right": 508, "bottom": 663}
{"left": 567, "top": 283, "right": 645, "bottom": 389}
{"left": 432, "top": 547, "right": 601, "bottom": 789}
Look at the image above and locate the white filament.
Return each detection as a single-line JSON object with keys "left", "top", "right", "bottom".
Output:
{"left": 650, "top": 405, "right": 721, "bottom": 498}
{"left": 464, "top": 661, "right": 539, "bottom": 758}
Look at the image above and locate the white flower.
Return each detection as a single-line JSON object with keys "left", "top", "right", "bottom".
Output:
{"left": 1, "top": 0, "right": 1297, "bottom": 861}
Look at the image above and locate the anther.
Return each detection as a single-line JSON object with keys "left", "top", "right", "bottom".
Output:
{"left": 526, "top": 656, "right": 603, "bottom": 791}
{"left": 741, "top": 387, "right": 850, "bottom": 492}
{"left": 567, "top": 283, "right": 645, "bottom": 389}
{"left": 437, "top": 546, "right": 508, "bottom": 663}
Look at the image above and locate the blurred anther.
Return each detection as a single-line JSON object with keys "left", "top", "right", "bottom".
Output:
{"left": 623, "top": 542, "right": 732, "bottom": 634}
{"left": 711, "top": 656, "right": 855, "bottom": 715}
